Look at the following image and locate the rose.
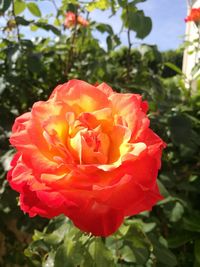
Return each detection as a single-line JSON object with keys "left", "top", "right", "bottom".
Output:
{"left": 8, "top": 79, "right": 166, "bottom": 237}
{"left": 64, "top": 11, "right": 89, "bottom": 28}
{"left": 185, "top": 8, "right": 200, "bottom": 23}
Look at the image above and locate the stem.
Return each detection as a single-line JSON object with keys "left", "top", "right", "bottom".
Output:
{"left": 51, "top": 0, "right": 63, "bottom": 34}
{"left": 81, "top": 11, "right": 89, "bottom": 48}
{"left": 64, "top": 9, "right": 79, "bottom": 77}
{"left": 76, "top": 11, "right": 89, "bottom": 76}
{"left": 94, "top": 237, "right": 97, "bottom": 267}
{"left": 127, "top": 28, "right": 132, "bottom": 78}
{"left": 11, "top": 0, "right": 21, "bottom": 43}
{"left": 51, "top": 0, "right": 58, "bottom": 10}
{"left": 126, "top": 3, "right": 132, "bottom": 80}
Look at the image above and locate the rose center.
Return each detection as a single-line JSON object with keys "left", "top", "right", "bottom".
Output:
{"left": 68, "top": 124, "right": 110, "bottom": 165}
{"left": 83, "top": 131, "right": 101, "bottom": 152}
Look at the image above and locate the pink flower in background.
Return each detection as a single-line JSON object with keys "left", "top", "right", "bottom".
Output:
{"left": 64, "top": 11, "right": 89, "bottom": 28}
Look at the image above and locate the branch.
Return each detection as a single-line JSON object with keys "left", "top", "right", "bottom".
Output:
{"left": 11, "top": 0, "right": 21, "bottom": 43}
{"left": 126, "top": 3, "right": 132, "bottom": 81}
{"left": 64, "top": 9, "right": 79, "bottom": 77}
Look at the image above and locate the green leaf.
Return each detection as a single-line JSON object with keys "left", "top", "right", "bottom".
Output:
{"left": 34, "top": 22, "right": 60, "bottom": 35}
{"left": 194, "top": 260, "right": 200, "bottom": 267}
{"left": 120, "top": 245, "right": 136, "bottom": 263}
{"left": 30, "top": 24, "right": 38, "bottom": 31}
{"left": 117, "top": 0, "right": 127, "bottom": 8}
{"left": 170, "top": 202, "right": 184, "bottom": 222}
{"left": 169, "top": 113, "right": 199, "bottom": 157}
{"left": 44, "top": 223, "right": 67, "bottom": 246}
{"left": 14, "top": 0, "right": 26, "bottom": 15}
{"left": 135, "top": 13, "right": 152, "bottom": 39}
{"left": 66, "top": 3, "right": 77, "bottom": 13}
{"left": 54, "top": 230, "right": 92, "bottom": 267}
{"left": 27, "top": 2, "right": 41, "bottom": 17}
{"left": 134, "top": 247, "right": 150, "bottom": 265}
{"left": 165, "top": 62, "right": 183, "bottom": 75}
{"left": 169, "top": 115, "right": 192, "bottom": 145}
{"left": 142, "top": 222, "right": 156, "bottom": 233}
{"left": 0, "top": 0, "right": 12, "bottom": 12}
{"left": 106, "top": 34, "right": 121, "bottom": 51}
{"left": 15, "top": 16, "right": 32, "bottom": 26}
{"left": 42, "top": 251, "right": 55, "bottom": 267}
{"left": 183, "top": 215, "right": 200, "bottom": 233}
{"left": 0, "top": 150, "right": 14, "bottom": 171}
{"left": 122, "top": 7, "right": 152, "bottom": 39}
{"left": 156, "top": 248, "right": 177, "bottom": 267}
{"left": 168, "top": 232, "right": 196, "bottom": 248}
{"left": 54, "top": 18, "right": 61, "bottom": 27}
{"left": 0, "top": 77, "right": 6, "bottom": 95}
{"left": 153, "top": 243, "right": 177, "bottom": 266}
{"left": 7, "top": 45, "right": 20, "bottom": 64}
{"left": 20, "top": 39, "right": 34, "bottom": 48}
{"left": 27, "top": 54, "right": 43, "bottom": 73}
{"left": 54, "top": 244, "right": 74, "bottom": 267}
{"left": 25, "top": 239, "right": 49, "bottom": 258}
{"left": 89, "top": 238, "right": 114, "bottom": 267}
{"left": 106, "top": 36, "right": 112, "bottom": 51}
{"left": 86, "top": 0, "right": 110, "bottom": 11}
{"left": 120, "top": 224, "right": 151, "bottom": 265}
{"left": 195, "top": 240, "right": 200, "bottom": 264}
{"left": 132, "top": 0, "right": 146, "bottom": 4}
{"left": 157, "top": 179, "right": 170, "bottom": 197}
{"left": 96, "top": 23, "right": 113, "bottom": 35}
{"left": 118, "top": 0, "right": 146, "bottom": 8}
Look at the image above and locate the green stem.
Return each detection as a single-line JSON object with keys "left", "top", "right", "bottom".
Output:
{"left": 94, "top": 237, "right": 97, "bottom": 267}
{"left": 64, "top": 9, "right": 79, "bottom": 77}
{"left": 126, "top": 3, "right": 132, "bottom": 81}
{"left": 11, "top": 0, "right": 21, "bottom": 44}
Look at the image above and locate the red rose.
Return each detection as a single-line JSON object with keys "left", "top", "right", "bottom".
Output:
{"left": 64, "top": 11, "right": 89, "bottom": 28}
{"left": 185, "top": 8, "right": 200, "bottom": 23}
{"left": 8, "top": 80, "right": 166, "bottom": 236}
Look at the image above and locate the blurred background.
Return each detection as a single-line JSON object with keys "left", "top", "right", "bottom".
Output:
{"left": 0, "top": 0, "right": 200, "bottom": 266}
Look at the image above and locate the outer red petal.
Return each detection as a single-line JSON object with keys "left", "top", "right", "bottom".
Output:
{"left": 50, "top": 79, "right": 111, "bottom": 113}
{"left": 97, "top": 82, "right": 114, "bottom": 96}
{"left": 68, "top": 201, "right": 124, "bottom": 237}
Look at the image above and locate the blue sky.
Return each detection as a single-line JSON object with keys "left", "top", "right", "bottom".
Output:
{"left": 136, "top": 0, "right": 187, "bottom": 50}
{"left": 89, "top": 0, "right": 187, "bottom": 51}
{"left": 2, "top": 0, "right": 187, "bottom": 51}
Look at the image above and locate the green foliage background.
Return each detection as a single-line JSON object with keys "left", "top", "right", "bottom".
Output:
{"left": 0, "top": 0, "right": 200, "bottom": 266}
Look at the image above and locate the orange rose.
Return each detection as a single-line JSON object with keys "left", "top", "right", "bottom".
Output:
{"left": 8, "top": 80, "right": 166, "bottom": 236}
{"left": 64, "top": 11, "right": 89, "bottom": 28}
{"left": 185, "top": 8, "right": 200, "bottom": 23}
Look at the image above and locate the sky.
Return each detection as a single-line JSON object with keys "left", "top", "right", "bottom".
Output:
{"left": 89, "top": 0, "right": 188, "bottom": 51}
{"left": 1, "top": 0, "right": 188, "bottom": 51}
{"left": 136, "top": 0, "right": 187, "bottom": 50}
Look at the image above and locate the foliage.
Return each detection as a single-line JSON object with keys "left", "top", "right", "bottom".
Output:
{"left": 24, "top": 215, "right": 177, "bottom": 267}
{"left": 0, "top": 0, "right": 200, "bottom": 266}
{"left": 162, "top": 49, "right": 183, "bottom": 78}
